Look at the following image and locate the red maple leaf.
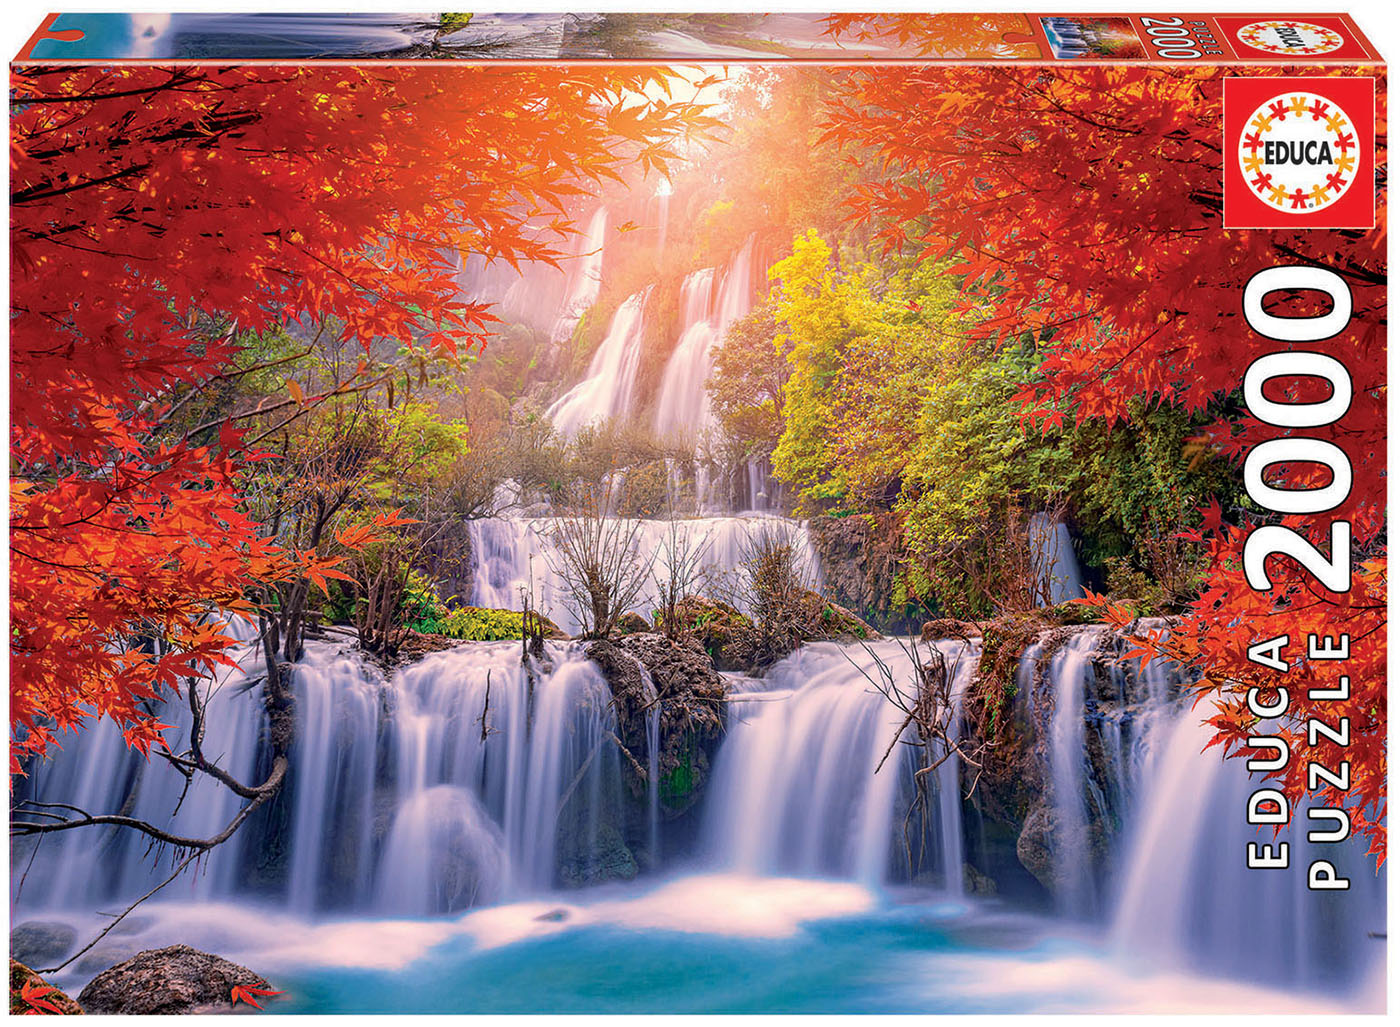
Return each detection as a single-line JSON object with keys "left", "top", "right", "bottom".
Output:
{"left": 230, "top": 984, "right": 285, "bottom": 1010}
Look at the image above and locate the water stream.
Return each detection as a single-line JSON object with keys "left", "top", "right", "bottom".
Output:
{"left": 10, "top": 607, "right": 1384, "bottom": 1011}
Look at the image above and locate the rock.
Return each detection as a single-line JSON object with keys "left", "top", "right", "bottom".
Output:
{"left": 585, "top": 633, "right": 727, "bottom": 823}
{"left": 802, "top": 593, "right": 880, "bottom": 643}
{"left": 807, "top": 512, "right": 913, "bottom": 629}
{"left": 77, "top": 945, "right": 272, "bottom": 1016}
{"left": 919, "top": 618, "right": 983, "bottom": 643}
{"left": 615, "top": 611, "right": 651, "bottom": 635}
{"left": 557, "top": 821, "right": 638, "bottom": 887}
{"left": 1015, "top": 802, "right": 1057, "bottom": 892}
{"left": 393, "top": 629, "right": 465, "bottom": 663}
{"left": 74, "top": 942, "right": 142, "bottom": 977}
{"left": 962, "top": 862, "right": 998, "bottom": 896}
{"left": 670, "top": 596, "right": 756, "bottom": 671}
{"left": 672, "top": 592, "right": 879, "bottom": 673}
{"left": 615, "top": 632, "right": 726, "bottom": 705}
{"left": 10, "top": 960, "right": 84, "bottom": 1016}
{"left": 9, "top": 921, "right": 77, "bottom": 968}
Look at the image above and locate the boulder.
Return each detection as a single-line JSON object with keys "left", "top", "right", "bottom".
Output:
{"left": 1014, "top": 802, "right": 1058, "bottom": 892}
{"left": 669, "top": 596, "right": 756, "bottom": 671}
{"left": 74, "top": 942, "right": 142, "bottom": 977}
{"left": 807, "top": 512, "right": 913, "bottom": 628}
{"left": 962, "top": 863, "right": 998, "bottom": 896}
{"left": 919, "top": 618, "right": 983, "bottom": 643}
{"left": 77, "top": 945, "right": 273, "bottom": 1016}
{"left": 10, "top": 960, "right": 83, "bottom": 1016}
{"left": 9, "top": 921, "right": 77, "bottom": 969}
{"left": 615, "top": 611, "right": 651, "bottom": 635}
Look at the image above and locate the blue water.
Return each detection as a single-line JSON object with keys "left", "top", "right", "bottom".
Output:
{"left": 42, "top": 874, "right": 1374, "bottom": 1015}
{"left": 284, "top": 904, "right": 1006, "bottom": 1014}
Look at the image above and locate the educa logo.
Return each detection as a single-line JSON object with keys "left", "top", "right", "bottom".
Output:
{"left": 1224, "top": 77, "right": 1375, "bottom": 229}
{"left": 1235, "top": 20, "right": 1345, "bottom": 57}
{"left": 1238, "top": 92, "right": 1356, "bottom": 213}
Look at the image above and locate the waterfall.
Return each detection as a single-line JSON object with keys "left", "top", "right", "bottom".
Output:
{"left": 13, "top": 640, "right": 623, "bottom": 917}
{"left": 654, "top": 237, "right": 756, "bottom": 448}
{"left": 702, "top": 638, "right": 976, "bottom": 889}
{"left": 653, "top": 268, "right": 717, "bottom": 440}
{"left": 546, "top": 288, "right": 651, "bottom": 439}
{"left": 13, "top": 614, "right": 1382, "bottom": 1006}
{"left": 12, "top": 625, "right": 266, "bottom": 910}
{"left": 1028, "top": 513, "right": 1084, "bottom": 604}
{"left": 284, "top": 646, "right": 382, "bottom": 912}
{"left": 457, "top": 206, "right": 608, "bottom": 343}
{"left": 465, "top": 513, "right": 821, "bottom": 636}
{"left": 641, "top": 666, "right": 661, "bottom": 867}
{"left": 1046, "top": 629, "right": 1099, "bottom": 916}
{"left": 1110, "top": 714, "right": 1387, "bottom": 992}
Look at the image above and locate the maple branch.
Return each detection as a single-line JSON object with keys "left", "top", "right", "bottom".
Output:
{"left": 11, "top": 754, "right": 286, "bottom": 848}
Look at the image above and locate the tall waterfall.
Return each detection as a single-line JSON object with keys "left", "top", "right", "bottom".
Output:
{"left": 14, "top": 640, "right": 625, "bottom": 917}
{"left": 546, "top": 288, "right": 651, "bottom": 439}
{"left": 1045, "top": 629, "right": 1100, "bottom": 915}
{"left": 456, "top": 206, "right": 609, "bottom": 343}
{"left": 1029, "top": 512, "right": 1084, "bottom": 604}
{"left": 1111, "top": 713, "right": 1387, "bottom": 992}
{"left": 654, "top": 237, "right": 756, "bottom": 443}
{"left": 12, "top": 620, "right": 1383, "bottom": 999}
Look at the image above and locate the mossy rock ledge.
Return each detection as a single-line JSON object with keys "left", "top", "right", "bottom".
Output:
{"left": 585, "top": 633, "right": 726, "bottom": 817}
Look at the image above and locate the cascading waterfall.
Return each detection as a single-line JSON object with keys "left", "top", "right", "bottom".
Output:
{"left": 1029, "top": 512, "right": 1084, "bottom": 604}
{"left": 653, "top": 268, "right": 718, "bottom": 441}
{"left": 1046, "top": 628, "right": 1100, "bottom": 916}
{"left": 12, "top": 624, "right": 266, "bottom": 910}
{"left": 702, "top": 638, "right": 976, "bottom": 889}
{"left": 12, "top": 615, "right": 1384, "bottom": 1006}
{"left": 545, "top": 288, "right": 651, "bottom": 439}
{"left": 456, "top": 206, "right": 608, "bottom": 342}
{"left": 13, "top": 640, "right": 623, "bottom": 917}
{"left": 464, "top": 512, "right": 821, "bottom": 637}
{"left": 1110, "top": 714, "right": 1387, "bottom": 992}
{"left": 653, "top": 266, "right": 717, "bottom": 441}
{"left": 653, "top": 237, "right": 756, "bottom": 448}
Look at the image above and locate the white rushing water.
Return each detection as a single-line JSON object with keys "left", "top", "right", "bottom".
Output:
{"left": 546, "top": 288, "right": 651, "bottom": 439}
{"left": 456, "top": 205, "right": 608, "bottom": 344}
{"left": 1029, "top": 512, "right": 1084, "bottom": 604}
{"left": 549, "top": 207, "right": 608, "bottom": 344}
{"left": 11, "top": 614, "right": 1384, "bottom": 1004}
{"left": 653, "top": 237, "right": 755, "bottom": 443}
{"left": 704, "top": 638, "right": 976, "bottom": 890}
{"left": 1046, "top": 629, "right": 1100, "bottom": 916}
{"left": 1111, "top": 714, "right": 1387, "bottom": 991}
{"left": 15, "top": 639, "right": 623, "bottom": 918}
